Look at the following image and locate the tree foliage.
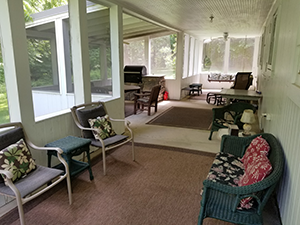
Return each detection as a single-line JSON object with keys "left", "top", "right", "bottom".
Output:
{"left": 151, "top": 34, "right": 177, "bottom": 78}
{"left": 27, "top": 38, "right": 54, "bottom": 87}
{"left": 23, "top": 0, "right": 68, "bottom": 86}
{"left": 23, "top": 0, "right": 68, "bottom": 22}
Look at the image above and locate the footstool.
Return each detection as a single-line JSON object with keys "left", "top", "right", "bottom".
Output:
{"left": 46, "top": 136, "right": 94, "bottom": 180}
{"left": 189, "top": 83, "right": 203, "bottom": 96}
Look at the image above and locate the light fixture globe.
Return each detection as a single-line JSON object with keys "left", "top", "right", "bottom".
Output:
{"left": 223, "top": 32, "right": 229, "bottom": 41}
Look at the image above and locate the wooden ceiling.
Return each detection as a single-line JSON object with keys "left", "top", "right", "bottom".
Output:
{"left": 26, "top": 0, "right": 276, "bottom": 43}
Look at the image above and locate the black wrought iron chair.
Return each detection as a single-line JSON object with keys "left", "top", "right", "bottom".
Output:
{"left": 208, "top": 102, "right": 257, "bottom": 140}
{"left": 0, "top": 122, "right": 72, "bottom": 225}
{"left": 70, "top": 101, "right": 135, "bottom": 175}
{"left": 134, "top": 85, "right": 161, "bottom": 116}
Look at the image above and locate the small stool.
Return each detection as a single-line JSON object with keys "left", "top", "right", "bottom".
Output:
{"left": 46, "top": 136, "right": 94, "bottom": 181}
{"left": 189, "top": 83, "right": 203, "bottom": 96}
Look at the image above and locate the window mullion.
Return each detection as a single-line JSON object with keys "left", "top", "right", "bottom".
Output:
{"left": 224, "top": 39, "right": 230, "bottom": 73}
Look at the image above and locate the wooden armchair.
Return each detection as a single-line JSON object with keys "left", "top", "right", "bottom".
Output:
{"left": 134, "top": 85, "right": 161, "bottom": 116}
{"left": 70, "top": 101, "right": 135, "bottom": 175}
{"left": 0, "top": 122, "right": 72, "bottom": 225}
{"left": 231, "top": 72, "right": 253, "bottom": 90}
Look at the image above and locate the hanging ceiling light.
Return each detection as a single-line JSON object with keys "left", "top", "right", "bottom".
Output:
{"left": 223, "top": 32, "right": 229, "bottom": 41}
{"left": 209, "top": 14, "right": 214, "bottom": 23}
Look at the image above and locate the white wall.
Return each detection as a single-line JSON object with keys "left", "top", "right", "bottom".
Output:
{"left": 258, "top": 0, "right": 300, "bottom": 224}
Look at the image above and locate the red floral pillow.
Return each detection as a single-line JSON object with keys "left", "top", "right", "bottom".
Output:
{"left": 241, "top": 136, "right": 270, "bottom": 169}
{"left": 238, "top": 154, "right": 273, "bottom": 209}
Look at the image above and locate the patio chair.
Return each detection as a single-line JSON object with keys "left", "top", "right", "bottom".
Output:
{"left": 70, "top": 101, "right": 135, "bottom": 175}
{"left": 0, "top": 122, "right": 72, "bottom": 225}
{"left": 134, "top": 85, "right": 161, "bottom": 116}
{"left": 231, "top": 72, "right": 253, "bottom": 90}
{"left": 208, "top": 102, "right": 257, "bottom": 140}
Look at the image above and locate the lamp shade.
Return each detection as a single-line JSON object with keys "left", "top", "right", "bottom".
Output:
{"left": 240, "top": 109, "right": 255, "bottom": 124}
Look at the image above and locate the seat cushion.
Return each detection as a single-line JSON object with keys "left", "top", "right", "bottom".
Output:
{"left": 0, "top": 165, "right": 63, "bottom": 198}
{"left": 90, "top": 134, "right": 128, "bottom": 147}
{"left": 0, "top": 138, "right": 36, "bottom": 183}
{"left": 205, "top": 152, "right": 244, "bottom": 187}
{"left": 137, "top": 97, "right": 150, "bottom": 103}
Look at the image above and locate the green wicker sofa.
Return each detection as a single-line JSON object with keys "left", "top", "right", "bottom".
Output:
{"left": 198, "top": 133, "right": 284, "bottom": 225}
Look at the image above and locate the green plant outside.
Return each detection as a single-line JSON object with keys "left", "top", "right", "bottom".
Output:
{"left": 0, "top": 93, "right": 10, "bottom": 124}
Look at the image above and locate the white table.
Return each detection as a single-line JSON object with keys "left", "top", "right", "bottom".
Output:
{"left": 219, "top": 89, "right": 262, "bottom": 105}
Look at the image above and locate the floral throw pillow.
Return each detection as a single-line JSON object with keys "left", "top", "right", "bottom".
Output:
{"left": 88, "top": 115, "right": 116, "bottom": 140}
{"left": 238, "top": 154, "right": 272, "bottom": 209}
{"left": 0, "top": 138, "right": 36, "bottom": 183}
{"left": 241, "top": 136, "right": 270, "bottom": 169}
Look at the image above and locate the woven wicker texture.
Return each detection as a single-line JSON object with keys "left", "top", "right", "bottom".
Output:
{"left": 198, "top": 133, "right": 284, "bottom": 225}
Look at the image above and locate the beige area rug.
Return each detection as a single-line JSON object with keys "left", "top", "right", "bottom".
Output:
{"left": 146, "top": 106, "right": 213, "bottom": 130}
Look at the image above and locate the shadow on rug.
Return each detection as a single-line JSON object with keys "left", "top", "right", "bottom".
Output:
{"left": 146, "top": 106, "right": 213, "bottom": 130}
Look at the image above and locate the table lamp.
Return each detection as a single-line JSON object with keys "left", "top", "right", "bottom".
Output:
{"left": 240, "top": 109, "right": 255, "bottom": 136}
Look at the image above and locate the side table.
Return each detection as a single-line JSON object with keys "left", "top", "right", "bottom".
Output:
{"left": 46, "top": 136, "right": 94, "bottom": 180}
{"left": 189, "top": 83, "right": 203, "bottom": 96}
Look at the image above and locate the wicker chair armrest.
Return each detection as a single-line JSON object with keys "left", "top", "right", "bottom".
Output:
{"left": 203, "top": 180, "right": 266, "bottom": 213}
{"left": 231, "top": 193, "right": 262, "bottom": 213}
{"left": 203, "top": 179, "right": 270, "bottom": 195}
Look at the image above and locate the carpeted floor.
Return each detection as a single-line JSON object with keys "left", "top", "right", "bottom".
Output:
{"left": 0, "top": 143, "right": 282, "bottom": 225}
{"left": 146, "top": 106, "right": 213, "bottom": 130}
{"left": 188, "top": 93, "right": 207, "bottom": 101}
{"left": 1, "top": 144, "right": 216, "bottom": 225}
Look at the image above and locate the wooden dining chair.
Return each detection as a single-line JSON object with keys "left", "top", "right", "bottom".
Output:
{"left": 134, "top": 85, "right": 161, "bottom": 116}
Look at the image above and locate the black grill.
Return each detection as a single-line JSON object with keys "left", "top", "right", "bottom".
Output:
{"left": 124, "top": 65, "right": 147, "bottom": 84}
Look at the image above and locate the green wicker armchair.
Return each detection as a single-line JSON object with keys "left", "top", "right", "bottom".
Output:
{"left": 198, "top": 133, "right": 284, "bottom": 225}
{"left": 208, "top": 102, "right": 257, "bottom": 140}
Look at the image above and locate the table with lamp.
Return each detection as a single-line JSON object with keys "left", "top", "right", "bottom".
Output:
{"left": 217, "top": 109, "right": 256, "bottom": 139}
